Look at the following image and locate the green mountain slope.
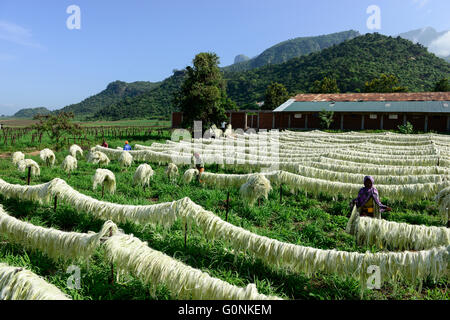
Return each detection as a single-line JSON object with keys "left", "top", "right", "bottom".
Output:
{"left": 91, "top": 70, "right": 186, "bottom": 120}
{"left": 223, "top": 30, "right": 360, "bottom": 72}
{"left": 13, "top": 107, "right": 51, "bottom": 118}
{"left": 224, "top": 33, "right": 450, "bottom": 105}
{"left": 60, "top": 80, "right": 161, "bottom": 116}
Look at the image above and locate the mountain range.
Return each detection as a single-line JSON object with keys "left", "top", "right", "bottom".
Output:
{"left": 13, "top": 28, "right": 449, "bottom": 120}
{"left": 398, "top": 27, "right": 450, "bottom": 62}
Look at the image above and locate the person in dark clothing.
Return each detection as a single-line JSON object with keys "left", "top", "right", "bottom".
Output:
{"left": 351, "top": 176, "right": 391, "bottom": 217}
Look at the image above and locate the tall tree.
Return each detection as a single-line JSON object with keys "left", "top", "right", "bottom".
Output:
{"left": 174, "top": 52, "right": 236, "bottom": 129}
{"left": 434, "top": 78, "right": 450, "bottom": 92}
{"left": 364, "top": 74, "right": 407, "bottom": 93}
{"left": 310, "top": 77, "right": 340, "bottom": 93}
{"left": 32, "top": 112, "right": 81, "bottom": 150}
{"left": 262, "top": 82, "right": 289, "bottom": 110}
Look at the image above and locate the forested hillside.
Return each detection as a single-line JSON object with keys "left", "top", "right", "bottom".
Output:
{"left": 223, "top": 30, "right": 360, "bottom": 72}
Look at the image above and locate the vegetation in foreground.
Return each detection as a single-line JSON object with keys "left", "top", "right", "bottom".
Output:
{"left": 0, "top": 133, "right": 447, "bottom": 300}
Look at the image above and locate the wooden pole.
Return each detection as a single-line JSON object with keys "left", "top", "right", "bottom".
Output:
{"left": 225, "top": 191, "right": 230, "bottom": 222}
{"left": 54, "top": 195, "right": 58, "bottom": 212}
{"left": 27, "top": 167, "right": 31, "bottom": 185}
{"left": 184, "top": 222, "right": 187, "bottom": 250}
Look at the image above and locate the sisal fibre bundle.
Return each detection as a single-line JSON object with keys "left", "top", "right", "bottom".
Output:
{"left": 69, "top": 144, "right": 83, "bottom": 159}
{"left": 0, "top": 263, "right": 71, "bottom": 300}
{"left": 104, "top": 233, "right": 281, "bottom": 300}
{"left": 239, "top": 174, "right": 272, "bottom": 206}
{"left": 61, "top": 155, "right": 77, "bottom": 174}
{"left": 435, "top": 186, "right": 450, "bottom": 222}
{"left": 182, "top": 201, "right": 448, "bottom": 287}
{"left": 183, "top": 169, "right": 199, "bottom": 184}
{"left": 11, "top": 152, "right": 25, "bottom": 166}
{"left": 39, "top": 149, "right": 56, "bottom": 167}
{"left": 87, "top": 151, "right": 110, "bottom": 166}
{"left": 0, "top": 205, "right": 117, "bottom": 261}
{"left": 0, "top": 178, "right": 52, "bottom": 204}
{"left": 92, "top": 169, "right": 116, "bottom": 194}
{"left": 119, "top": 151, "right": 133, "bottom": 167}
{"left": 166, "top": 163, "right": 179, "bottom": 181}
{"left": 347, "top": 215, "right": 450, "bottom": 250}
{"left": 133, "top": 164, "right": 154, "bottom": 187}
{"left": 17, "top": 159, "right": 40, "bottom": 177}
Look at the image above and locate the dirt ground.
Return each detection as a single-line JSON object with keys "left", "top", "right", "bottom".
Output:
{"left": 0, "top": 119, "right": 37, "bottom": 128}
{"left": 0, "top": 150, "right": 40, "bottom": 159}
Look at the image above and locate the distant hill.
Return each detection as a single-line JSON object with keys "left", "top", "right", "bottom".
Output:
{"left": 234, "top": 54, "right": 250, "bottom": 64}
{"left": 398, "top": 27, "right": 448, "bottom": 46}
{"left": 91, "top": 70, "right": 186, "bottom": 120}
{"left": 398, "top": 27, "right": 450, "bottom": 60}
{"left": 224, "top": 33, "right": 450, "bottom": 105}
{"left": 60, "top": 80, "right": 161, "bottom": 117}
{"left": 223, "top": 30, "right": 360, "bottom": 72}
{"left": 13, "top": 107, "right": 51, "bottom": 118}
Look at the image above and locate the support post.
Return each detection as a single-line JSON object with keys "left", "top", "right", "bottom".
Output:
{"left": 424, "top": 115, "right": 428, "bottom": 132}
{"left": 184, "top": 222, "right": 187, "bottom": 249}
{"left": 361, "top": 115, "right": 365, "bottom": 130}
{"left": 340, "top": 114, "right": 344, "bottom": 130}
{"left": 272, "top": 113, "right": 275, "bottom": 129}
{"left": 288, "top": 114, "right": 291, "bottom": 129}
{"left": 280, "top": 185, "right": 283, "bottom": 203}
{"left": 54, "top": 195, "right": 58, "bottom": 212}
{"left": 305, "top": 114, "right": 308, "bottom": 129}
{"left": 27, "top": 167, "right": 31, "bottom": 185}
{"left": 380, "top": 115, "right": 384, "bottom": 130}
{"left": 225, "top": 191, "right": 230, "bottom": 222}
{"left": 403, "top": 114, "right": 407, "bottom": 126}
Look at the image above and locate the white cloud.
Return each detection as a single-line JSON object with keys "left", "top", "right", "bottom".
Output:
{"left": 429, "top": 31, "right": 450, "bottom": 57}
{"left": 0, "top": 20, "right": 43, "bottom": 48}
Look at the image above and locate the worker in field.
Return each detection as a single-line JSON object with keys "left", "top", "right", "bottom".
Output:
{"left": 192, "top": 152, "right": 204, "bottom": 182}
{"left": 123, "top": 141, "right": 132, "bottom": 151}
{"left": 101, "top": 140, "right": 108, "bottom": 148}
{"left": 351, "top": 176, "right": 391, "bottom": 217}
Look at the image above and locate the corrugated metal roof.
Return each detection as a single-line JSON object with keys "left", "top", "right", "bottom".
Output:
{"left": 292, "top": 92, "right": 450, "bottom": 102}
{"left": 274, "top": 101, "right": 450, "bottom": 113}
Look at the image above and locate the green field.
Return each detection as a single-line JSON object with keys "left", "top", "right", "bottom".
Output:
{"left": 0, "top": 132, "right": 447, "bottom": 300}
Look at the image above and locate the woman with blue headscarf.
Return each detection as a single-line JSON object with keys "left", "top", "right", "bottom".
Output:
{"left": 351, "top": 176, "right": 391, "bottom": 217}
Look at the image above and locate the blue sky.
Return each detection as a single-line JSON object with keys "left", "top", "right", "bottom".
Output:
{"left": 0, "top": 0, "right": 449, "bottom": 115}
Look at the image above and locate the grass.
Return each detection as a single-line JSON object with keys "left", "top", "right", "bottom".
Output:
{"left": 0, "top": 134, "right": 448, "bottom": 300}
